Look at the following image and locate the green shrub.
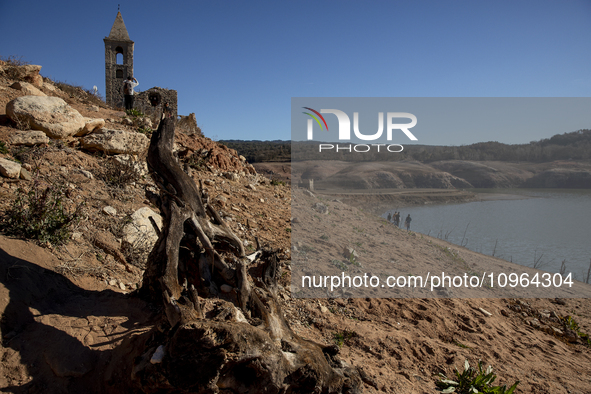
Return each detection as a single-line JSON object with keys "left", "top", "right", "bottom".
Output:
{"left": 1, "top": 181, "right": 84, "bottom": 245}
{"left": 126, "top": 108, "right": 145, "bottom": 118}
{"left": 0, "top": 141, "right": 8, "bottom": 154}
{"left": 436, "top": 359, "right": 519, "bottom": 393}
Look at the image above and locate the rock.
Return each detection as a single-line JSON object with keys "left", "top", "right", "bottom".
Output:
{"left": 75, "top": 118, "right": 105, "bottom": 137}
{"left": 343, "top": 247, "right": 359, "bottom": 260}
{"left": 0, "top": 64, "right": 43, "bottom": 87}
{"left": 478, "top": 308, "right": 493, "bottom": 317}
{"left": 78, "top": 169, "right": 94, "bottom": 179}
{"left": 313, "top": 202, "right": 328, "bottom": 214}
{"left": 119, "top": 282, "right": 126, "bottom": 291}
{"left": 71, "top": 232, "right": 83, "bottom": 241}
{"left": 10, "top": 81, "right": 46, "bottom": 96}
{"left": 19, "top": 168, "right": 32, "bottom": 181}
{"left": 110, "top": 154, "right": 148, "bottom": 178}
{"left": 220, "top": 284, "right": 233, "bottom": 293}
{"left": 204, "top": 180, "right": 215, "bottom": 186}
{"left": 550, "top": 326, "right": 563, "bottom": 335}
{"left": 500, "top": 309, "right": 509, "bottom": 317}
{"left": 291, "top": 217, "right": 300, "bottom": 224}
{"left": 215, "top": 195, "right": 227, "bottom": 206}
{"left": 103, "top": 206, "right": 117, "bottom": 216}
{"left": 140, "top": 117, "right": 152, "bottom": 129}
{"left": 303, "top": 190, "right": 316, "bottom": 198}
{"left": 224, "top": 172, "right": 240, "bottom": 181}
{"left": 108, "top": 279, "right": 117, "bottom": 286}
{"left": 564, "top": 327, "right": 579, "bottom": 343}
{"left": 88, "top": 105, "right": 100, "bottom": 112}
{"left": 9, "top": 130, "right": 50, "bottom": 146}
{"left": 246, "top": 184, "right": 257, "bottom": 191}
{"left": 122, "top": 207, "right": 163, "bottom": 259}
{"left": 319, "top": 305, "right": 330, "bottom": 314}
{"left": 80, "top": 128, "right": 149, "bottom": 155}
{"left": 528, "top": 318, "right": 541, "bottom": 328}
{"left": 6, "top": 96, "right": 87, "bottom": 139}
{"left": 150, "top": 345, "right": 166, "bottom": 364}
{"left": 0, "top": 158, "right": 22, "bottom": 179}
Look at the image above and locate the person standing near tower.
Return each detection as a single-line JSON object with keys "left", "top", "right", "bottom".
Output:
{"left": 123, "top": 76, "right": 139, "bottom": 110}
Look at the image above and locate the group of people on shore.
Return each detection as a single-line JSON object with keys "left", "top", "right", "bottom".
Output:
{"left": 387, "top": 211, "right": 412, "bottom": 231}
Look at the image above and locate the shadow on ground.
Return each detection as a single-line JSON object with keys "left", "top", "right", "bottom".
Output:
{"left": 0, "top": 247, "right": 157, "bottom": 393}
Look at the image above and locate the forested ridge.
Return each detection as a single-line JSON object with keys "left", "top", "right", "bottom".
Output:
{"left": 224, "top": 129, "right": 591, "bottom": 163}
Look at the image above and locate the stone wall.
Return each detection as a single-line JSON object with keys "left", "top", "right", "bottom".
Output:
{"left": 135, "top": 87, "right": 177, "bottom": 120}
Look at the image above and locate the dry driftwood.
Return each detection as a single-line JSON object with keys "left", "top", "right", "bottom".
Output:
{"left": 135, "top": 118, "right": 361, "bottom": 393}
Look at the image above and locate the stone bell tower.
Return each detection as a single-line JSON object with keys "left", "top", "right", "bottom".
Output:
{"left": 104, "top": 10, "right": 134, "bottom": 108}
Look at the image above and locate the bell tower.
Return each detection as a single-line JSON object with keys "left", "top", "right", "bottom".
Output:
{"left": 104, "top": 10, "right": 134, "bottom": 108}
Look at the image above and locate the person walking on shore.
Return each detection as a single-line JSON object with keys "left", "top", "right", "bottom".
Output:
{"left": 123, "top": 76, "right": 139, "bottom": 110}
{"left": 405, "top": 214, "right": 412, "bottom": 231}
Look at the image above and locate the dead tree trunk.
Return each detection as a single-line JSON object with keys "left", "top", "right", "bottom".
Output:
{"left": 135, "top": 118, "right": 361, "bottom": 393}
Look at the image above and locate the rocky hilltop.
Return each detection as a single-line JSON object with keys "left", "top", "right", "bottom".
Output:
{"left": 1, "top": 60, "right": 591, "bottom": 393}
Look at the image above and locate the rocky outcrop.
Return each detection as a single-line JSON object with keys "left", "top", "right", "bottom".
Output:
{"left": 75, "top": 118, "right": 106, "bottom": 137}
{"left": 9, "top": 130, "right": 50, "bottom": 146}
{"left": 6, "top": 96, "right": 87, "bottom": 139}
{"left": 0, "top": 64, "right": 44, "bottom": 87}
{"left": 175, "top": 132, "right": 256, "bottom": 175}
{"left": 80, "top": 128, "right": 149, "bottom": 155}
{"left": 10, "top": 81, "right": 46, "bottom": 96}
{"left": 176, "top": 113, "right": 201, "bottom": 136}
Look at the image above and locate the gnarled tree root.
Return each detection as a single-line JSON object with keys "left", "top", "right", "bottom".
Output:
{"left": 134, "top": 118, "right": 362, "bottom": 393}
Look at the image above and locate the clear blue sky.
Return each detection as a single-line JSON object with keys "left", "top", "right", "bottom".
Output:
{"left": 1, "top": 0, "right": 590, "bottom": 144}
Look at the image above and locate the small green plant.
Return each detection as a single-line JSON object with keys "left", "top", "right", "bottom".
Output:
{"left": 1, "top": 181, "right": 84, "bottom": 246}
{"left": 0, "top": 141, "right": 9, "bottom": 154}
{"left": 125, "top": 108, "right": 144, "bottom": 118}
{"left": 320, "top": 234, "right": 329, "bottom": 240}
{"left": 454, "top": 340, "right": 471, "bottom": 349}
{"left": 332, "top": 330, "right": 358, "bottom": 347}
{"left": 270, "top": 179, "right": 285, "bottom": 186}
{"left": 137, "top": 126, "right": 153, "bottom": 135}
{"left": 562, "top": 315, "right": 591, "bottom": 347}
{"left": 285, "top": 227, "right": 291, "bottom": 233}
{"left": 331, "top": 259, "right": 348, "bottom": 271}
{"left": 436, "top": 359, "right": 519, "bottom": 393}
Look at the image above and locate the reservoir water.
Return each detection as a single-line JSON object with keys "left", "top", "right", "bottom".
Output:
{"left": 385, "top": 189, "right": 591, "bottom": 280}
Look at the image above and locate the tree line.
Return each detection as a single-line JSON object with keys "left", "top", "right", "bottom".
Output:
{"left": 223, "top": 129, "right": 591, "bottom": 163}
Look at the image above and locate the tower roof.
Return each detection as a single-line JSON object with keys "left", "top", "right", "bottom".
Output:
{"left": 106, "top": 11, "right": 132, "bottom": 41}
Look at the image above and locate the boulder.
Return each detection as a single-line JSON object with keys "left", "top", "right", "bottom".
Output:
{"left": 10, "top": 130, "right": 50, "bottom": 146}
{"left": 109, "top": 154, "right": 148, "bottom": 178}
{"left": 80, "top": 128, "right": 149, "bottom": 155}
{"left": 0, "top": 64, "right": 43, "bottom": 87}
{"left": 122, "top": 207, "right": 163, "bottom": 260}
{"left": 6, "top": 96, "right": 86, "bottom": 139}
{"left": 0, "top": 158, "right": 22, "bottom": 179}
{"left": 75, "top": 118, "right": 106, "bottom": 137}
{"left": 10, "top": 81, "right": 46, "bottom": 96}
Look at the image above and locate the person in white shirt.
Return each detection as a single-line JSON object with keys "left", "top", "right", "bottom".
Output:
{"left": 123, "top": 76, "right": 139, "bottom": 110}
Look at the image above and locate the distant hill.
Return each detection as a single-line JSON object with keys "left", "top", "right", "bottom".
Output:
{"left": 223, "top": 129, "right": 591, "bottom": 163}
{"left": 219, "top": 140, "right": 290, "bottom": 163}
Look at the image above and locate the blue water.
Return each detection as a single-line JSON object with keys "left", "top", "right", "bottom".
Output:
{"left": 385, "top": 189, "right": 591, "bottom": 279}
